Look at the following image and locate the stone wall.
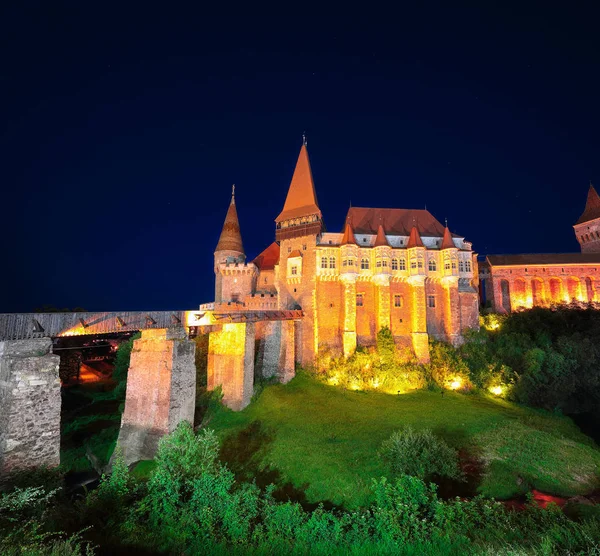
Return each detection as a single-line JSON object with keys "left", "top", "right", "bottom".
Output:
{"left": 0, "top": 338, "right": 60, "bottom": 477}
{"left": 115, "top": 327, "right": 196, "bottom": 466}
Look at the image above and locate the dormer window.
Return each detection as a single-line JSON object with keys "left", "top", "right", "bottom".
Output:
{"left": 291, "top": 266, "right": 298, "bottom": 275}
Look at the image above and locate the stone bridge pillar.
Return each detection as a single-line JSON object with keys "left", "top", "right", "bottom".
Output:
{"left": 207, "top": 322, "right": 255, "bottom": 411}
{"left": 255, "top": 321, "right": 295, "bottom": 385}
{"left": 115, "top": 327, "right": 196, "bottom": 466}
{"left": 0, "top": 338, "right": 60, "bottom": 477}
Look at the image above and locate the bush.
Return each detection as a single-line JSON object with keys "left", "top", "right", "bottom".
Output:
{"left": 379, "top": 426, "right": 461, "bottom": 480}
{"left": 427, "top": 341, "right": 471, "bottom": 391}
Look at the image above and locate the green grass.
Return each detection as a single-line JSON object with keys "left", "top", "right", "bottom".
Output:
{"left": 207, "top": 372, "right": 600, "bottom": 508}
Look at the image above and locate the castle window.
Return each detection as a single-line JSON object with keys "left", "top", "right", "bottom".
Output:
{"left": 392, "top": 258, "right": 398, "bottom": 270}
{"left": 264, "top": 277, "right": 267, "bottom": 284}
{"left": 411, "top": 260, "right": 417, "bottom": 269}
{"left": 329, "top": 257, "right": 336, "bottom": 268}
{"left": 427, "top": 295, "right": 436, "bottom": 308}
{"left": 346, "top": 258, "right": 355, "bottom": 266}
{"left": 465, "top": 260, "right": 472, "bottom": 272}
{"left": 445, "top": 260, "right": 450, "bottom": 270}
{"left": 303, "top": 244, "right": 307, "bottom": 250}
{"left": 288, "top": 246, "right": 292, "bottom": 253}
{"left": 459, "top": 261, "right": 465, "bottom": 272}
{"left": 291, "top": 266, "right": 298, "bottom": 275}
{"left": 417, "top": 260, "right": 423, "bottom": 269}
{"left": 321, "top": 257, "right": 328, "bottom": 269}
{"left": 451, "top": 261, "right": 457, "bottom": 270}
{"left": 356, "top": 293, "right": 364, "bottom": 307}
{"left": 361, "top": 258, "right": 370, "bottom": 269}
{"left": 394, "top": 294, "right": 403, "bottom": 308}
{"left": 428, "top": 259, "right": 437, "bottom": 272}
{"left": 363, "top": 238, "right": 367, "bottom": 243}
{"left": 399, "top": 258, "right": 406, "bottom": 271}
{"left": 376, "top": 259, "right": 382, "bottom": 268}
{"left": 382, "top": 259, "right": 388, "bottom": 267}
{"left": 343, "top": 259, "right": 348, "bottom": 267}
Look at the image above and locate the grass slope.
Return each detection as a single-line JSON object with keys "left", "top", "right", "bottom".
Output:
{"left": 207, "top": 372, "right": 600, "bottom": 508}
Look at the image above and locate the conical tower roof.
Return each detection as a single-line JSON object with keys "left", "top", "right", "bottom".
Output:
{"left": 373, "top": 223, "right": 389, "bottom": 247}
{"left": 341, "top": 218, "right": 357, "bottom": 245}
{"left": 275, "top": 143, "right": 322, "bottom": 223}
{"left": 215, "top": 187, "right": 244, "bottom": 254}
{"left": 407, "top": 225, "right": 424, "bottom": 248}
{"left": 440, "top": 225, "right": 455, "bottom": 249}
{"left": 575, "top": 184, "right": 600, "bottom": 225}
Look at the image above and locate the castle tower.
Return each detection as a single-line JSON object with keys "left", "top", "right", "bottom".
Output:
{"left": 274, "top": 140, "right": 324, "bottom": 365}
{"left": 373, "top": 223, "right": 392, "bottom": 333}
{"left": 574, "top": 184, "right": 600, "bottom": 253}
{"left": 214, "top": 186, "right": 255, "bottom": 303}
{"left": 440, "top": 224, "right": 460, "bottom": 344}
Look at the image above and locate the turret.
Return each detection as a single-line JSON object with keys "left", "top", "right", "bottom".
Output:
{"left": 407, "top": 225, "right": 425, "bottom": 275}
{"left": 373, "top": 223, "right": 391, "bottom": 275}
{"left": 340, "top": 218, "right": 358, "bottom": 274}
{"left": 574, "top": 183, "right": 600, "bottom": 253}
{"left": 440, "top": 225, "right": 458, "bottom": 276}
{"left": 214, "top": 186, "right": 254, "bottom": 304}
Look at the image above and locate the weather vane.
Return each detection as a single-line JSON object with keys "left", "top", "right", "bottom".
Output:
{"left": 302, "top": 132, "right": 307, "bottom": 146}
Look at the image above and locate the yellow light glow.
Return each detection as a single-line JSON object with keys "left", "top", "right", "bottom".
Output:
{"left": 371, "top": 378, "right": 381, "bottom": 389}
{"left": 489, "top": 385, "right": 504, "bottom": 396}
{"left": 350, "top": 380, "right": 361, "bottom": 391}
{"left": 449, "top": 378, "right": 462, "bottom": 390}
{"left": 327, "top": 375, "right": 339, "bottom": 386}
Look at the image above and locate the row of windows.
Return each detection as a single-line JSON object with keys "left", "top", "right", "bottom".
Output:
{"left": 321, "top": 257, "right": 471, "bottom": 272}
{"left": 355, "top": 293, "right": 436, "bottom": 308}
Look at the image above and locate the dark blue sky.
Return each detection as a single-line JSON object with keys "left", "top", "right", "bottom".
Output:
{"left": 2, "top": 3, "right": 600, "bottom": 312}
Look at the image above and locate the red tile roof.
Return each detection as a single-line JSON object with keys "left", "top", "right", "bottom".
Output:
{"left": 440, "top": 226, "right": 455, "bottom": 249}
{"left": 252, "top": 242, "right": 280, "bottom": 270}
{"left": 275, "top": 144, "right": 322, "bottom": 223}
{"left": 215, "top": 193, "right": 244, "bottom": 254}
{"left": 341, "top": 219, "right": 357, "bottom": 245}
{"left": 575, "top": 185, "right": 600, "bottom": 225}
{"left": 289, "top": 249, "right": 303, "bottom": 258}
{"left": 345, "top": 207, "right": 456, "bottom": 237}
{"left": 373, "top": 224, "right": 389, "bottom": 247}
{"left": 407, "top": 226, "right": 424, "bottom": 248}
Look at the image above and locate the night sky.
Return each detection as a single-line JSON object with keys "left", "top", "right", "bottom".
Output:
{"left": 3, "top": 4, "right": 600, "bottom": 312}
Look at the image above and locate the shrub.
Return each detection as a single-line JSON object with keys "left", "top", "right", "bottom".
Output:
{"left": 379, "top": 426, "right": 461, "bottom": 480}
{"left": 427, "top": 341, "right": 471, "bottom": 390}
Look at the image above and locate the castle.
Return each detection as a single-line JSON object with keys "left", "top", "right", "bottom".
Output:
{"left": 212, "top": 141, "right": 480, "bottom": 365}
{"left": 480, "top": 184, "right": 600, "bottom": 312}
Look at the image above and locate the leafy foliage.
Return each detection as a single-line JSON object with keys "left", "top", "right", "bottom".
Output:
{"left": 379, "top": 426, "right": 461, "bottom": 480}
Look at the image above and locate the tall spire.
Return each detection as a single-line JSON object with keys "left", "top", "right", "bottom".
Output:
{"left": 575, "top": 183, "right": 600, "bottom": 224}
{"left": 215, "top": 186, "right": 244, "bottom": 255}
{"left": 275, "top": 143, "right": 322, "bottom": 223}
{"left": 407, "top": 225, "right": 424, "bottom": 248}
{"left": 440, "top": 225, "right": 455, "bottom": 249}
{"left": 341, "top": 217, "right": 357, "bottom": 245}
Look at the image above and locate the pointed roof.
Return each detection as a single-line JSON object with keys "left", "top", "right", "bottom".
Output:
{"left": 275, "top": 144, "right": 322, "bottom": 223}
{"left": 341, "top": 218, "right": 357, "bottom": 245}
{"left": 440, "top": 226, "right": 455, "bottom": 249}
{"left": 215, "top": 187, "right": 244, "bottom": 254}
{"left": 373, "top": 224, "right": 389, "bottom": 247}
{"left": 575, "top": 184, "right": 600, "bottom": 225}
{"left": 407, "top": 225, "right": 424, "bottom": 248}
{"left": 252, "top": 242, "right": 280, "bottom": 270}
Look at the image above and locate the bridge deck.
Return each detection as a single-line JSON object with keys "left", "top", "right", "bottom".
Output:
{"left": 0, "top": 309, "right": 303, "bottom": 341}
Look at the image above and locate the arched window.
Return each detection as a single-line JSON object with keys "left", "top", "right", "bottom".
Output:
{"left": 428, "top": 259, "right": 437, "bottom": 272}
{"left": 361, "top": 258, "right": 369, "bottom": 269}
{"left": 329, "top": 256, "right": 336, "bottom": 269}
{"left": 321, "top": 257, "right": 328, "bottom": 269}
{"left": 392, "top": 258, "right": 398, "bottom": 271}
{"left": 399, "top": 258, "right": 406, "bottom": 271}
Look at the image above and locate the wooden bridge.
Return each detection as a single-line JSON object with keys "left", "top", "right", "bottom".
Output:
{"left": 0, "top": 309, "right": 303, "bottom": 341}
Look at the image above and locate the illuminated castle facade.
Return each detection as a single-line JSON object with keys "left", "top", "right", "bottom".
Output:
{"left": 213, "top": 143, "right": 480, "bottom": 365}
{"left": 480, "top": 185, "right": 600, "bottom": 313}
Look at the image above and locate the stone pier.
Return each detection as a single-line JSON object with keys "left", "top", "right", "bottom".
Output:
{"left": 255, "top": 320, "right": 295, "bottom": 383}
{"left": 115, "top": 327, "right": 196, "bottom": 466}
{"left": 0, "top": 338, "right": 60, "bottom": 477}
{"left": 207, "top": 322, "right": 256, "bottom": 410}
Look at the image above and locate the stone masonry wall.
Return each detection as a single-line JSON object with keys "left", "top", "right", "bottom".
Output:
{"left": 115, "top": 327, "right": 196, "bottom": 466}
{"left": 0, "top": 338, "right": 60, "bottom": 477}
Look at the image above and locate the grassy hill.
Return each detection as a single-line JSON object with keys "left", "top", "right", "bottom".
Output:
{"left": 206, "top": 372, "right": 600, "bottom": 509}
